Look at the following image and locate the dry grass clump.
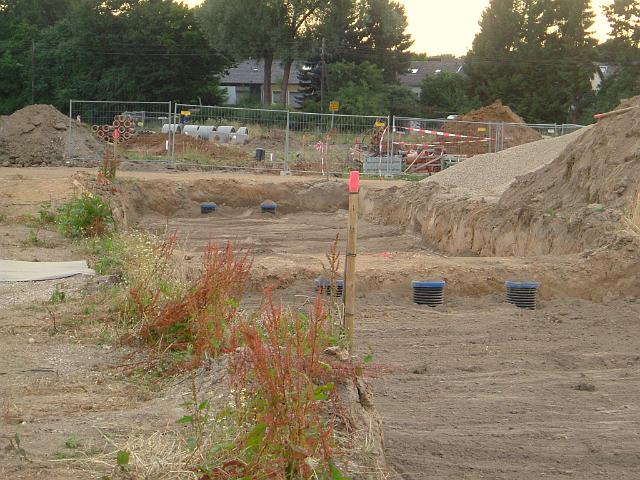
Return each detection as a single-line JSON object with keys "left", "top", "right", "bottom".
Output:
{"left": 623, "top": 190, "right": 640, "bottom": 235}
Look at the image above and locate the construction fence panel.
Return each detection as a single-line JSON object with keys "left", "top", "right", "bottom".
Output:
{"left": 171, "top": 105, "right": 390, "bottom": 175}
{"left": 392, "top": 117, "right": 495, "bottom": 174}
{"left": 392, "top": 117, "right": 585, "bottom": 175}
{"left": 172, "top": 104, "right": 289, "bottom": 171}
{"left": 287, "top": 112, "right": 390, "bottom": 174}
{"left": 503, "top": 123, "right": 584, "bottom": 145}
{"left": 67, "top": 100, "right": 172, "bottom": 163}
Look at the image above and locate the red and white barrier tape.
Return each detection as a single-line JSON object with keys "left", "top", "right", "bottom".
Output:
{"left": 393, "top": 138, "right": 489, "bottom": 148}
{"left": 399, "top": 126, "right": 488, "bottom": 140}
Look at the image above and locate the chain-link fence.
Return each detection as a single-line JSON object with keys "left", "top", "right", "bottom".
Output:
{"left": 391, "top": 116, "right": 584, "bottom": 175}
{"left": 171, "top": 104, "right": 389, "bottom": 174}
{"left": 67, "top": 100, "right": 172, "bottom": 163}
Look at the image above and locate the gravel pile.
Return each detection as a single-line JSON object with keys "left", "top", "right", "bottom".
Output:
{"left": 424, "top": 126, "right": 590, "bottom": 197}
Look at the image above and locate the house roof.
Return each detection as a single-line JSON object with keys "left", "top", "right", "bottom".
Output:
{"left": 221, "top": 59, "right": 306, "bottom": 86}
{"left": 222, "top": 58, "right": 466, "bottom": 89}
{"left": 595, "top": 63, "right": 620, "bottom": 80}
{"left": 398, "top": 60, "right": 465, "bottom": 88}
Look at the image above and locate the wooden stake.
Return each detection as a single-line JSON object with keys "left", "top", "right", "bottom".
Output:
{"left": 344, "top": 171, "right": 360, "bottom": 351}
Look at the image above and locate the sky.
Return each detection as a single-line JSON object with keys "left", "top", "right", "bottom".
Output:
{"left": 184, "top": 0, "right": 612, "bottom": 56}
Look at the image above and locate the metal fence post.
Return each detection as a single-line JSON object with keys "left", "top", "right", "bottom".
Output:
{"left": 67, "top": 99, "right": 73, "bottom": 161}
{"left": 167, "top": 101, "right": 172, "bottom": 166}
{"left": 284, "top": 109, "right": 290, "bottom": 172}
{"left": 388, "top": 115, "right": 393, "bottom": 169}
{"left": 171, "top": 102, "right": 178, "bottom": 166}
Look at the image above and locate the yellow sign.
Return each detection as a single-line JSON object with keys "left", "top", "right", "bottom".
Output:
{"left": 329, "top": 101, "right": 340, "bottom": 112}
{"left": 477, "top": 127, "right": 487, "bottom": 133}
{"left": 180, "top": 110, "right": 192, "bottom": 116}
{"left": 375, "top": 121, "right": 386, "bottom": 128}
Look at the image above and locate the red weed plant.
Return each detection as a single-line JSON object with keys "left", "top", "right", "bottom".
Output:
{"left": 130, "top": 240, "right": 252, "bottom": 371}
{"left": 215, "top": 292, "right": 343, "bottom": 479}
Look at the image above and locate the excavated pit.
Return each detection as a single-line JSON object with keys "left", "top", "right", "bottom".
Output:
{"left": 91, "top": 167, "right": 638, "bottom": 304}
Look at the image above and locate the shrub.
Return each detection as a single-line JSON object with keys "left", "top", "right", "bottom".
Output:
{"left": 55, "top": 195, "right": 114, "bottom": 238}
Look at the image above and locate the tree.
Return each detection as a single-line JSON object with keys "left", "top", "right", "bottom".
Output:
{"left": 349, "top": 0, "right": 413, "bottom": 81}
{"left": 297, "top": 0, "right": 413, "bottom": 110}
{"left": 198, "top": 0, "right": 282, "bottom": 105}
{"left": 0, "top": 0, "right": 229, "bottom": 114}
{"left": 580, "top": 1, "right": 640, "bottom": 122}
{"left": 604, "top": 0, "right": 640, "bottom": 47}
{"left": 276, "top": 1, "right": 330, "bottom": 106}
{"left": 300, "top": 61, "right": 416, "bottom": 115}
{"left": 420, "top": 72, "right": 480, "bottom": 116}
{"left": 465, "top": 0, "right": 597, "bottom": 123}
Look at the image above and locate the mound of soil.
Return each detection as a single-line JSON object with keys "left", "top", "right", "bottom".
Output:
{"left": 0, "top": 104, "right": 101, "bottom": 167}
{"left": 446, "top": 100, "right": 543, "bottom": 156}
{"left": 362, "top": 97, "right": 640, "bottom": 299}
{"left": 499, "top": 95, "right": 640, "bottom": 230}
{"left": 426, "top": 127, "right": 588, "bottom": 197}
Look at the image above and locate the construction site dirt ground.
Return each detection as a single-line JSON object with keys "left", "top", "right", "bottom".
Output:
{"left": 1, "top": 167, "right": 639, "bottom": 479}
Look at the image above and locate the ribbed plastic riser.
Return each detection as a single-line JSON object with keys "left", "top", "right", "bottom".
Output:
{"left": 413, "top": 287, "right": 444, "bottom": 306}
{"left": 317, "top": 287, "right": 343, "bottom": 297}
{"left": 506, "top": 290, "right": 538, "bottom": 309}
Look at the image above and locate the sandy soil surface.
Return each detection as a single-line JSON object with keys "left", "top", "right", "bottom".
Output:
{"left": 146, "top": 209, "right": 640, "bottom": 480}
{"left": 2, "top": 167, "right": 639, "bottom": 479}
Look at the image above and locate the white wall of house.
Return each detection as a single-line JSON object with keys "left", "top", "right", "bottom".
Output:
{"left": 221, "top": 86, "right": 237, "bottom": 105}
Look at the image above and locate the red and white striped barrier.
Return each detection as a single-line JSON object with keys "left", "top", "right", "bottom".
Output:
{"left": 399, "top": 126, "right": 488, "bottom": 140}
{"left": 393, "top": 138, "right": 489, "bottom": 149}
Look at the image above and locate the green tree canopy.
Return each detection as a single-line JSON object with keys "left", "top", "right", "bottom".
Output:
{"left": 465, "top": 0, "right": 597, "bottom": 123}
{"left": 420, "top": 72, "right": 481, "bottom": 117}
{"left": 0, "top": 0, "right": 229, "bottom": 114}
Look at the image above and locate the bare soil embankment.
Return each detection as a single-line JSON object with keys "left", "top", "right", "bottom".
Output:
{"left": 361, "top": 97, "right": 640, "bottom": 301}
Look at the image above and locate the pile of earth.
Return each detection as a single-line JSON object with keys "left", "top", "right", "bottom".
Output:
{"left": 0, "top": 104, "right": 101, "bottom": 167}
{"left": 445, "top": 100, "right": 543, "bottom": 155}
{"left": 365, "top": 97, "right": 640, "bottom": 258}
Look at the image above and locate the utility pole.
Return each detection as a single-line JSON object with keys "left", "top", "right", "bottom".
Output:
{"left": 31, "top": 39, "right": 35, "bottom": 104}
{"left": 320, "top": 37, "right": 326, "bottom": 114}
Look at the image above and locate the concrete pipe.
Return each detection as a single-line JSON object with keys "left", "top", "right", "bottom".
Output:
{"left": 183, "top": 125, "right": 201, "bottom": 137}
{"left": 216, "top": 126, "right": 236, "bottom": 134}
{"left": 230, "top": 133, "right": 249, "bottom": 145}
{"left": 123, "top": 120, "right": 133, "bottom": 128}
{"left": 210, "top": 132, "right": 230, "bottom": 144}
{"left": 161, "top": 124, "right": 182, "bottom": 134}
{"left": 237, "top": 127, "right": 249, "bottom": 136}
{"left": 91, "top": 125, "right": 99, "bottom": 133}
{"left": 196, "top": 126, "right": 217, "bottom": 140}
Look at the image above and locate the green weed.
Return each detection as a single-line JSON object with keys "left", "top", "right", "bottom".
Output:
{"left": 20, "top": 230, "right": 54, "bottom": 248}
{"left": 49, "top": 287, "right": 66, "bottom": 304}
{"left": 55, "top": 195, "right": 113, "bottom": 238}
{"left": 5, "top": 433, "right": 27, "bottom": 460}
{"left": 38, "top": 202, "right": 56, "bottom": 224}
{"left": 65, "top": 436, "right": 81, "bottom": 449}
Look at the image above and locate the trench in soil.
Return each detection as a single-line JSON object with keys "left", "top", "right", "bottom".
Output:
{"left": 118, "top": 177, "right": 640, "bottom": 480}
